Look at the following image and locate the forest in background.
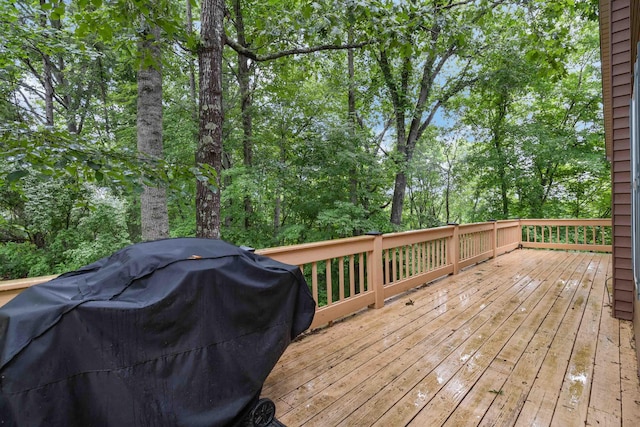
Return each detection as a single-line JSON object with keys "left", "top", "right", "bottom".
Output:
{"left": 0, "top": 0, "right": 608, "bottom": 279}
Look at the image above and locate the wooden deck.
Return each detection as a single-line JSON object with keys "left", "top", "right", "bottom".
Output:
{"left": 264, "top": 249, "right": 640, "bottom": 426}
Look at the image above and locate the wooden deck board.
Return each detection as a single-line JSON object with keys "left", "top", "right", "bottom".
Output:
{"left": 551, "top": 254, "right": 608, "bottom": 425}
{"left": 444, "top": 252, "right": 596, "bottom": 426}
{"left": 267, "top": 250, "right": 551, "bottom": 424}
{"left": 477, "top": 254, "right": 601, "bottom": 427}
{"left": 620, "top": 321, "right": 640, "bottom": 426}
{"left": 587, "top": 257, "right": 622, "bottom": 427}
{"left": 300, "top": 251, "right": 558, "bottom": 426}
{"left": 515, "top": 253, "right": 600, "bottom": 426}
{"left": 264, "top": 250, "right": 640, "bottom": 427}
{"left": 265, "top": 251, "right": 545, "bottom": 394}
{"left": 403, "top": 254, "right": 591, "bottom": 426}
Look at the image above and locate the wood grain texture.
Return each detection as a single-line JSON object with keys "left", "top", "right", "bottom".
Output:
{"left": 264, "top": 250, "right": 640, "bottom": 426}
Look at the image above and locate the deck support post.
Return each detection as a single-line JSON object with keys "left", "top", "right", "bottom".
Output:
{"left": 448, "top": 223, "right": 460, "bottom": 275}
{"left": 366, "top": 231, "right": 385, "bottom": 309}
{"left": 490, "top": 219, "right": 498, "bottom": 259}
{"left": 518, "top": 219, "right": 523, "bottom": 248}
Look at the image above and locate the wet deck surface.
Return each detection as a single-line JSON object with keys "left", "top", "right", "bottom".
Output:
{"left": 264, "top": 249, "right": 640, "bottom": 426}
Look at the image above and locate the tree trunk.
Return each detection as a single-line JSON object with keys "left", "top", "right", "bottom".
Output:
{"left": 97, "top": 55, "right": 111, "bottom": 136}
{"left": 274, "top": 194, "right": 281, "bottom": 235}
{"left": 390, "top": 169, "right": 407, "bottom": 226}
{"left": 196, "top": 0, "right": 225, "bottom": 239}
{"left": 233, "top": 0, "right": 254, "bottom": 230}
{"left": 500, "top": 171, "right": 509, "bottom": 217}
{"left": 186, "top": 0, "right": 198, "bottom": 122}
{"left": 274, "top": 136, "right": 286, "bottom": 237}
{"left": 137, "top": 25, "right": 169, "bottom": 241}
{"left": 492, "top": 95, "right": 509, "bottom": 218}
{"left": 39, "top": 0, "right": 54, "bottom": 126}
{"left": 42, "top": 55, "right": 55, "bottom": 126}
{"left": 445, "top": 173, "right": 451, "bottom": 224}
{"left": 347, "top": 10, "right": 358, "bottom": 207}
{"left": 48, "top": 7, "right": 79, "bottom": 134}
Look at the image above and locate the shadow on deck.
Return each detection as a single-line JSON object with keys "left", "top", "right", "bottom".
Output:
{"left": 264, "top": 249, "right": 640, "bottom": 426}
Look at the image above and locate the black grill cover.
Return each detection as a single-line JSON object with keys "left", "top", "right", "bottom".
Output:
{"left": 0, "top": 238, "right": 315, "bottom": 426}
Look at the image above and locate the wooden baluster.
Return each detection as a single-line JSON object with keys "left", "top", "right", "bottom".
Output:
{"left": 359, "top": 252, "right": 365, "bottom": 292}
{"left": 326, "top": 259, "right": 332, "bottom": 305}
{"left": 349, "top": 255, "right": 355, "bottom": 298}
{"left": 311, "top": 262, "right": 319, "bottom": 305}
{"left": 338, "top": 257, "right": 345, "bottom": 301}
{"left": 368, "top": 232, "right": 384, "bottom": 309}
{"left": 392, "top": 249, "right": 397, "bottom": 282}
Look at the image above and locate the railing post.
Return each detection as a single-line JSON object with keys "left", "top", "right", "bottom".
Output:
{"left": 366, "top": 231, "right": 385, "bottom": 309}
{"left": 448, "top": 223, "right": 460, "bottom": 275}
{"left": 518, "top": 218, "right": 523, "bottom": 248}
{"left": 489, "top": 219, "right": 497, "bottom": 259}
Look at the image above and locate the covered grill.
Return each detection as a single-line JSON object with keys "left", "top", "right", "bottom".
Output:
{"left": 0, "top": 238, "right": 315, "bottom": 426}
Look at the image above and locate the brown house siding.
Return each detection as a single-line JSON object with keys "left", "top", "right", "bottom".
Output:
{"left": 608, "top": 0, "right": 634, "bottom": 320}
{"left": 631, "top": 0, "right": 640, "bottom": 380}
{"left": 601, "top": 0, "right": 640, "bottom": 375}
{"left": 633, "top": 1, "right": 640, "bottom": 56}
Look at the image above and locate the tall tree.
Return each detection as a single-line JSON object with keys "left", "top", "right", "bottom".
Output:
{"left": 137, "top": 23, "right": 169, "bottom": 240}
{"left": 38, "top": 0, "right": 55, "bottom": 126}
{"left": 231, "top": 0, "right": 254, "bottom": 229}
{"left": 371, "top": 0, "right": 506, "bottom": 227}
{"left": 461, "top": 48, "right": 529, "bottom": 219}
{"left": 185, "top": 0, "right": 198, "bottom": 119}
{"left": 197, "top": 0, "right": 370, "bottom": 239}
{"left": 196, "top": 0, "right": 225, "bottom": 239}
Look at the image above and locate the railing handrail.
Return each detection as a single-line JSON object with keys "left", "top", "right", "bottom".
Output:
{"left": 520, "top": 218, "right": 611, "bottom": 225}
{"left": 0, "top": 218, "right": 613, "bottom": 328}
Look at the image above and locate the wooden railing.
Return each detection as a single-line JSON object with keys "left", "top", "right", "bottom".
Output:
{"left": 0, "top": 219, "right": 612, "bottom": 330}
{"left": 0, "top": 275, "right": 58, "bottom": 308}
{"left": 261, "top": 219, "right": 522, "bottom": 329}
{"left": 520, "top": 219, "right": 612, "bottom": 252}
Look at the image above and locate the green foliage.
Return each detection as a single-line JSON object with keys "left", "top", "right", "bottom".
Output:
{"left": 0, "top": 242, "right": 47, "bottom": 280}
{"left": 452, "top": 7, "right": 607, "bottom": 222}
{"left": 0, "top": 0, "right": 610, "bottom": 280}
{"left": 0, "top": 176, "right": 131, "bottom": 278}
{"left": 59, "top": 200, "right": 131, "bottom": 271}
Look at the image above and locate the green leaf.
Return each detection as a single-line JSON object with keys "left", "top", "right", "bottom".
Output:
{"left": 76, "top": 22, "right": 88, "bottom": 37}
{"left": 7, "top": 170, "right": 29, "bottom": 182}
{"left": 302, "top": 4, "right": 313, "bottom": 20}
{"left": 97, "top": 25, "right": 113, "bottom": 41}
